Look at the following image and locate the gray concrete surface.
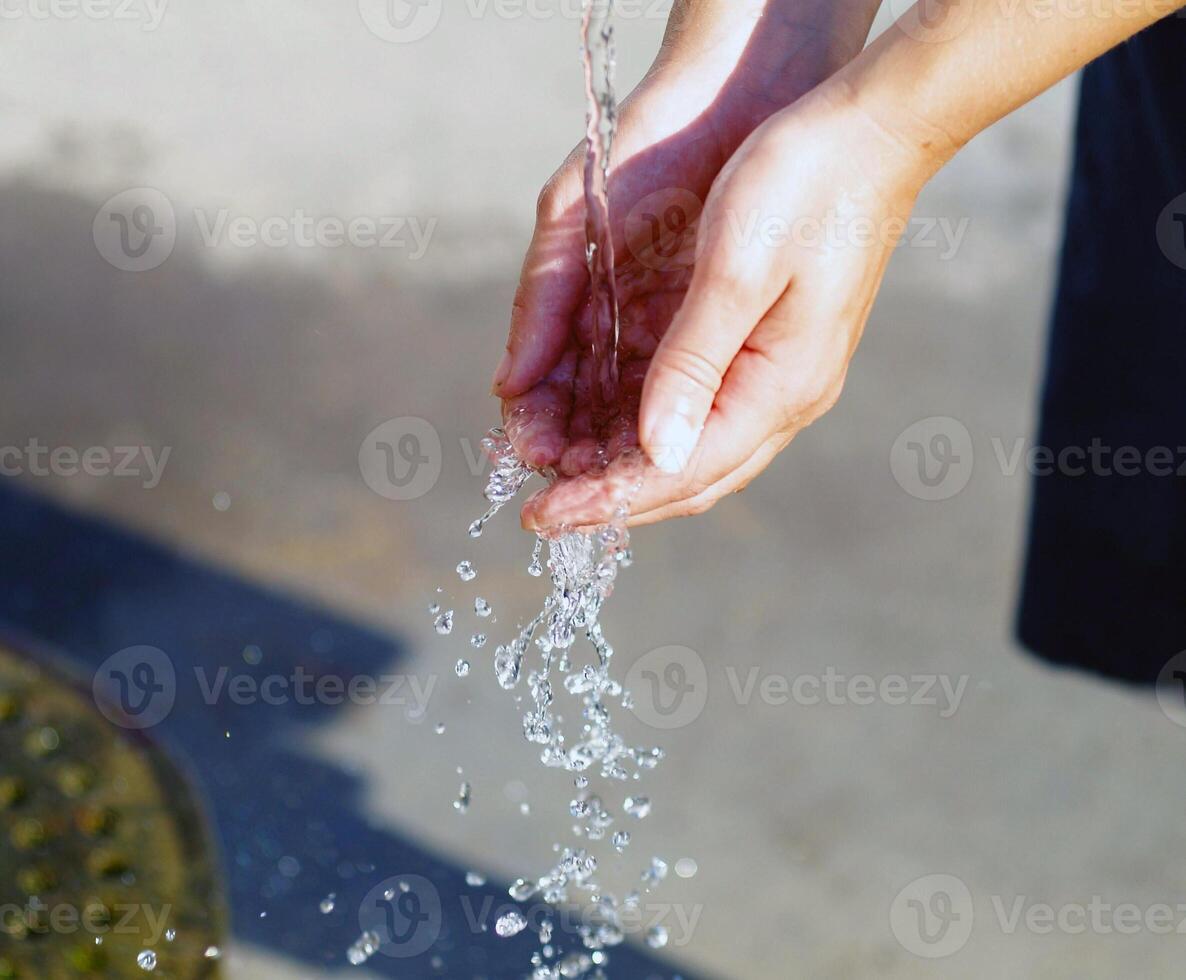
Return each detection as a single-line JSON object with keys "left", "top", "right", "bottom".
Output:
{"left": 4, "top": 3, "right": 1186, "bottom": 978}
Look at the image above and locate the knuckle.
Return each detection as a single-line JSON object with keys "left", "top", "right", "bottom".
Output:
{"left": 654, "top": 344, "right": 724, "bottom": 398}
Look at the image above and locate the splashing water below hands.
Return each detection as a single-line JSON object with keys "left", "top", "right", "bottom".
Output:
{"left": 466, "top": 426, "right": 673, "bottom": 977}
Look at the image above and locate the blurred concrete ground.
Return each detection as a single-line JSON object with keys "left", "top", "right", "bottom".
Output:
{"left": 3, "top": 2, "right": 1186, "bottom": 978}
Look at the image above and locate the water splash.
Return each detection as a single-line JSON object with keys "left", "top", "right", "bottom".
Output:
{"left": 461, "top": 428, "right": 672, "bottom": 977}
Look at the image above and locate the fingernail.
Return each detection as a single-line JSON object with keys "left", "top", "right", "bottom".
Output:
{"left": 491, "top": 350, "right": 512, "bottom": 393}
{"left": 649, "top": 412, "right": 700, "bottom": 474}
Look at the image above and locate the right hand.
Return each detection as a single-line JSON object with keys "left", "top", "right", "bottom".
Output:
{"left": 490, "top": 0, "right": 878, "bottom": 522}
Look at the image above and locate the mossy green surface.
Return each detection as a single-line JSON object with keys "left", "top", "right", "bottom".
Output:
{"left": 0, "top": 644, "right": 225, "bottom": 978}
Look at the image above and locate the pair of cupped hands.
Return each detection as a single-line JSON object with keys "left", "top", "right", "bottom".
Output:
{"left": 492, "top": 3, "right": 932, "bottom": 531}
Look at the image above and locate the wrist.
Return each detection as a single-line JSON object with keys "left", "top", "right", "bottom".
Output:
{"left": 814, "top": 56, "right": 963, "bottom": 198}
{"left": 769, "top": 77, "right": 940, "bottom": 208}
{"left": 653, "top": 0, "right": 882, "bottom": 135}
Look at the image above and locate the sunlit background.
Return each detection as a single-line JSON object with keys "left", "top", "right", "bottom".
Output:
{"left": 1, "top": 3, "right": 1182, "bottom": 978}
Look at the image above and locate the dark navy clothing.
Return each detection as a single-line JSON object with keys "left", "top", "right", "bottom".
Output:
{"left": 1018, "top": 12, "right": 1186, "bottom": 683}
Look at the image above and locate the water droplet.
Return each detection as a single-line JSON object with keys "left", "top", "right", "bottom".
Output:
{"left": 164, "top": 929, "right": 176, "bottom": 942}
{"left": 454, "top": 781, "right": 471, "bottom": 813}
{"left": 434, "top": 722, "right": 446, "bottom": 734}
{"left": 434, "top": 610, "right": 454, "bottom": 635}
{"left": 471, "top": 633, "right": 487, "bottom": 648}
{"left": 455, "top": 659, "right": 471, "bottom": 678}
{"left": 136, "top": 950, "right": 157, "bottom": 972}
{"left": 495, "top": 910, "right": 528, "bottom": 938}
{"left": 641, "top": 857, "right": 668, "bottom": 888}
{"left": 675, "top": 857, "right": 698, "bottom": 878}
{"left": 475, "top": 597, "right": 492, "bottom": 618}
{"left": 624, "top": 796, "right": 651, "bottom": 819}
{"left": 508, "top": 877, "right": 538, "bottom": 901}
{"left": 465, "top": 871, "right": 486, "bottom": 887}
{"left": 346, "top": 930, "right": 381, "bottom": 965}
{"left": 319, "top": 894, "right": 336, "bottom": 914}
{"left": 645, "top": 925, "right": 668, "bottom": 949}
{"left": 203, "top": 946, "right": 221, "bottom": 960}
{"left": 612, "top": 831, "right": 630, "bottom": 852}
{"left": 456, "top": 561, "right": 477, "bottom": 582}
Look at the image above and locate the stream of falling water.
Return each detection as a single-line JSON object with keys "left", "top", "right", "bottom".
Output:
{"left": 582, "top": 0, "right": 622, "bottom": 428}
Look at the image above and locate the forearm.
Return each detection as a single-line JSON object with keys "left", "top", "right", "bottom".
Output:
{"left": 650, "top": 0, "right": 885, "bottom": 118}
{"left": 835, "top": 0, "right": 1186, "bottom": 178}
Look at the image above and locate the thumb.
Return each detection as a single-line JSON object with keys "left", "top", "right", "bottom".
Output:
{"left": 640, "top": 210, "right": 785, "bottom": 474}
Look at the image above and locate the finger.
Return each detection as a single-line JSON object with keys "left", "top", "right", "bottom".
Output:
{"left": 493, "top": 176, "right": 588, "bottom": 399}
{"left": 502, "top": 350, "right": 578, "bottom": 470}
{"left": 626, "top": 431, "right": 788, "bottom": 526}
{"left": 638, "top": 194, "right": 788, "bottom": 473}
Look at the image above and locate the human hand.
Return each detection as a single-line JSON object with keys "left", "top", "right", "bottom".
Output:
{"left": 490, "top": 0, "right": 881, "bottom": 526}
